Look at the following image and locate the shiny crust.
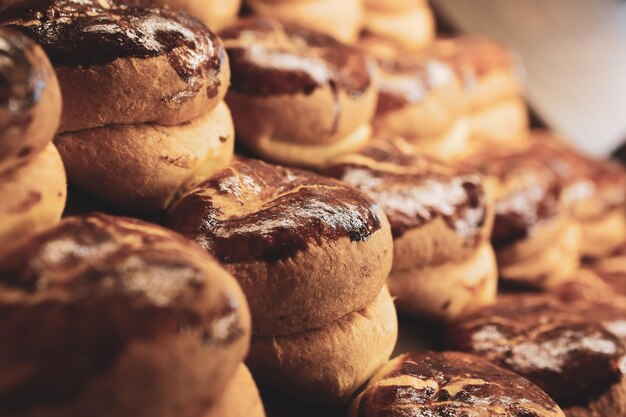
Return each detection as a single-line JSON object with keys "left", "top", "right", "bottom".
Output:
{"left": 0, "top": 214, "right": 251, "bottom": 417}
{"left": 0, "top": 143, "right": 66, "bottom": 262}
{"left": 165, "top": 158, "right": 393, "bottom": 335}
{"left": 220, "top": 17, "right": 377, "bottom": 167}
{"left": 448, "top": 294, "right": 626, "bottom": 411}
{"left": 0, "top": 27, "right": 61, "bottom": 174}
{"left": 203, "top": 365, "right": 265, "bottom": 417}
{"left": 7, "top": 0, "right": 229, "bottom": 131}
{"left": 248, "top": 286, "right": 398, "bottom": 406}
{"left": 349, "top": 351, "right": 564, "bottom": 417}
{"left": 55, "top": 100, "right": 235, "bottom": 213}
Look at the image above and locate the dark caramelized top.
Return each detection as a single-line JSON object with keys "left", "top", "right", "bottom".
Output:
{"left": 0, "top": 214, "right": 247, "bottom": 410}
{"left": 220, "top": 17, "right": 373, "bottom": 97}
{"left": 327, "top": 138, "right": 488, "bottom": 245}
{"left": 448, "top": 294, "right": 626, "bottom": 408}
{"left": 354, "top": 351, "right": 563, "bottom": 417}
{"left": 6, "top": 0, "right": 225, "bottom": 92}
{"left": 165, "top": 158, "right": 383, "bottom": 264}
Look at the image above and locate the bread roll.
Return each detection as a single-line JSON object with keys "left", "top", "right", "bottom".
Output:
{"left": 204, "top": 365, "right": 265, "bottom": 417}
{"left": 125, "top": 0, "right": 241, "bottom": 31}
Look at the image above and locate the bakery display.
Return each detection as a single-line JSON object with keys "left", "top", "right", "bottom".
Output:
{"left": 434, "top": 36, "right": 529, "bottom": 144}
{"left": 0, "top": 27, "right": 66, "bottom": 261}
{"left": 165, "top": 158, "right": 396, "bottom": 404}
{"left": 245, "top": 0, "right": 363, "bottom": 44}
{"left": 220, "top": 17, "right": 377, "bottom": 169}
{"left": 5, "top": 0, "right": 234, "bottom": 212}
{"left": 349, "top": 351, "right": 565, "bottom": 417}
{"left": 327, "top": 137, "right": 497, "bottom": 322}
{"left": 0, "top": 214, "right": 251, "bottom": 417}
{"left": 448, "top": 294, "right": 626, "bottom": 417}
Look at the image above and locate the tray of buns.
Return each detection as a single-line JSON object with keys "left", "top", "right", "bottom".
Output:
{"left": 1, "top": 1, "right": 625, "bottom": 417}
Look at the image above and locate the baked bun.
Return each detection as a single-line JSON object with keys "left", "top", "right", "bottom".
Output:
{"left": 448, "top": 294, "right": 626, "bottom": 417}
{"left": 464, "top": 140, "right": 582, "bottom": 288}
{"left": 221, "top": 17, "right": 378, "bottom": 168}
{"left": 0, "top": 27, "right": 61, "bottom": 174}
{"left": 327, "top": 137, "right": 497, "bottom": 322}
{"left": 165, "top": 158, "right": 393, "bottom": 336}
{"left": 362, "top": 41, "right": 469, "bottom": 158}
{"left": 204, "top": 365, "right": 265, "bottom": 417}
{"left": 55, "top": 101, "right": 234, "bottom": 213}
{"left": 362, "top": 0, "right": 435, "bottom": 50}
{"left": 349, "top": 351, "right": 565, "bottom": 417}
{"left": 248, "top": 286, "right": 398, "bottom": 406}
{"left": 0, "top": 214, "right": 251, "bottom": 417}
{"left": 126, "top": 0, "right": 242, "bottom": 31}
{"left": 0, "top": 143, "right": 66, "bottom": 262}
{"left": 7, "top": 0, "right": 229, "bottom": 132}
{"left": 434, "top": 37, "right": 528, "bottom": 144}
{"left": 246, "top": 0, "right": 363, "bottom": 44}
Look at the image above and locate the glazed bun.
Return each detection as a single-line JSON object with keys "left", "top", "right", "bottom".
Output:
{"left": 55, "top": 101, "right": 235, "bottom": 213}
{"left": 7, "top": 0, "right": 230, "bottom": 132}
{"left": 448, "top": 294, "right": 626, "bottom": 417}
{"left": 0, "top": 214, "right": 251, "bottom": 417}
{"left": 204, "top": 365, "right": 265, "bottom": 417}
{"left": 246, "top": 0, "right": 363, "bottom": 44}
{"left": 349, "top": 351, "right": 565, "bottom": 417}
{"left": 327, "top": 137, "right": 497, "bottom": 322}
{"left": 0, "top": 27, "right": 61, "bottom": 174}
{"left": 0, "top": 143, "right": 66, "bottom": 262}
{"left": 221, "top": 18, "right": 378, "bottom": 168}
{"left": 248, "top": 286, "right": 398, "bottom": 405}
{"left": 165, "top": 158, "right": 393, "bottom": 336}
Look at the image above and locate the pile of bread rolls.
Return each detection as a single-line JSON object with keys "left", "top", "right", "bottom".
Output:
{"left": 1, "top": 1, "right": 626, "bottom": 417}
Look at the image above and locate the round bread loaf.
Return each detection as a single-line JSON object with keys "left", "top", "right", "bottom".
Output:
{"left": 349, "top": 351, "right": 565, "bottom": 417}
{"left": 248, "top": 286, "right": 398, "bottom": 406}
{"left": 0, "top": 27, "right": 61, "bottom": 174}
{"left": 246, "top": 0, "right": 363, "bottom": 44}
{"left": 327, "top": 137, "right": 497, "bottom": 321}
{"left": 55, "top": 100, "right": 235, "bottom": 213}
{"left": 7, "top": 0, "right": 229, "bottom": 132}
{"left": 204, "top": 365, "right": 265, "bottom": 417}
{"left": 434, "top": 37, "right": 528, "bottom": 144}
{"left": 0, "top": 214, "right": 251, "bottom": 417}
{"left": 126, "top": 0, "right": 241, "bottom": 30}
{"left": 0, "top": 143, "right": 66, "bottom": 262}
{"left": 221, "top": 17, "right": 378, "bottom": 168}
{"left": 165, "top": 158, "right": 393, "bottom": 335}
{"left": 448, "top": 294, "right": 626, "bottom": 417}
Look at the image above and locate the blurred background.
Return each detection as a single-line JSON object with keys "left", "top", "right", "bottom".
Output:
{"left": 432, "top": 0, "right": 626, "bottom": 158}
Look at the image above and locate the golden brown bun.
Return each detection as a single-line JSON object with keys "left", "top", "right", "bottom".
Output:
{"left": 7, "top": 0, "right": 229, "bottom": 132}
{"left": 433, "top": 36, "right": 528, "bottom": 144}
{"left": 55, "top": 101, "right": 234, "bottom": 213}
{"left": 0, "top": 143, "right": 66, "bottom": 262}
{"left": 127, "top": 0, "right": 241, "bottom": 30}
{"left": 363, "top": 0, "right": 418, "bottom": 13}
{"left": 165, "top": 158, "right": 394, "bottom": 335}
{"left": 221, "top": 17, "right": 378, "bottom": 168}
{"left": 362, "top": 0, "right": 435, "bottom": 50}
{"left": 247, "top": 286, "right": 398, "bottom": 406}
{"left": 204, "top": 365, "right": 265, "bottom": 417}
{"left": 327, "top": 137, "right": 497, "bottom": 321}
{"left": 0, "top": 28, "right": 61, "bottom": 174}
{"left": 0, "top": 214, "right": 251, "bottom": 417}
{"left": 246, "top": 0, "right": 363, "bottom": 44}
{"left": 350, "top": 351, "right": 565, "bottom": 417}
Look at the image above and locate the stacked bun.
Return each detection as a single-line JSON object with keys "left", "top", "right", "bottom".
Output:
{"left": 165, "top": 158, "right": 397, "bottom": 405}
{"left": 0, "top": 27, "right": 66, "bottom": 261}
{"left": 327, "top": 137, "right": 497, "bottom": 322}
{"left": 125, "top": 0, "right": 242, "bottom": 30}
{"left": 245, "top": 0, "right": 363, "bottom": 44}
{"left": 0, "top": 214, "right": 255, "bottom": 417}
{"left": 434, "top": 37, "right": 529, "bottom": 144}
{"left": 6, "top": 0, "right": 234, "bottom": 213}
{"left": 220, "top": 18, "right": 378, "bottom": 169}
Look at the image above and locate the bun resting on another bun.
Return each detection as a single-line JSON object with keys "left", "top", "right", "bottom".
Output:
{"left": 203, "top": 365, "right": 265, "bottom": 417}
{"left": 125, "top": 0, "right": 241, "bottom": 31}
{"left": 221, "top": 17, "right": 378, "bottom": 168}
{"left": 0, "top": 214, "right": 251, "bottom": 417}
{"left": 349, "top": 351, "right": 565, "bottom": 417}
